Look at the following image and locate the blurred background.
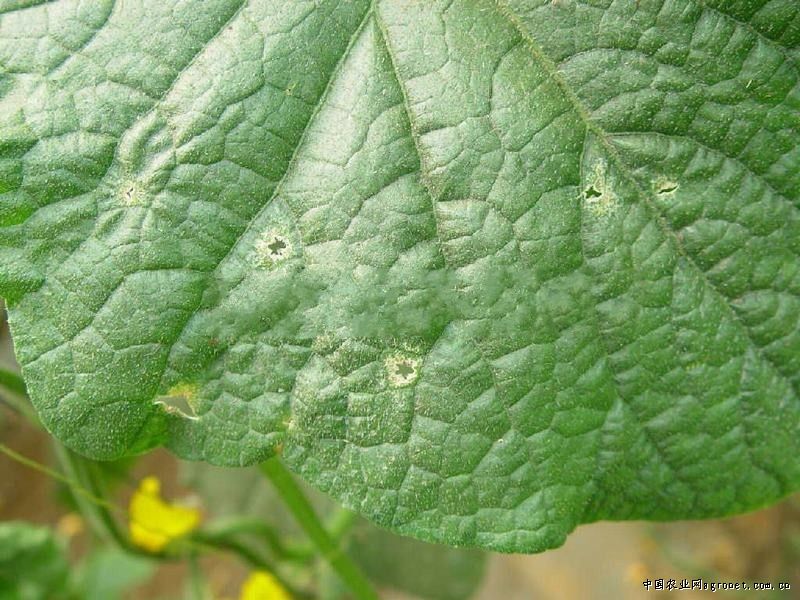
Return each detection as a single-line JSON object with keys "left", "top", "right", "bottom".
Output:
{"left": 1, "top": 301, "right": 798, "bottom": 600}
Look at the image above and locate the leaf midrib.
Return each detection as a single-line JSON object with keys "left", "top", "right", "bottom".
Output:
{"left": 371, "top": 6, "right": 695, "bottom": 521}
{"left": 372, "top": 0, "right": 795, "bottom": 517}
{"left": 157, "top": 3, "right": 376, "bottom": 390}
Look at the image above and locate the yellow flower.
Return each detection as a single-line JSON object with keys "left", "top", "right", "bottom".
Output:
{"left": 128, "top": 476, "right": 201, "bottom": 552}
{"left": 239, "top": 571, "right": 292, "bottom": 600}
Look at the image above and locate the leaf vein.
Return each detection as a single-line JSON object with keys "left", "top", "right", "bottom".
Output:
{"left": 492, "top": 0, "right": 800, "bottom": 400}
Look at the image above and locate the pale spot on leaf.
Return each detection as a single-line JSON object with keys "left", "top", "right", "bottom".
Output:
{"left": 252, "top": 231, "right": 292, "bottom": 267}
{"left": 156, "top": 383, "right": 199, "bottom": 420}
{"left": 385, "top": 355, "right": 420, "bottom": 387}
{"left": 654, "top": 177, "right": 679, "bottom": 195}
{"left": 121, "top": 182, "right": 142, "bottom": 206}
{"left": 583, "top": 160, "right": 618, "bottom": 217}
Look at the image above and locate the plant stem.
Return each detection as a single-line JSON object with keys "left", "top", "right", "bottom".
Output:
{"left": 201, "top": 516, "right": 312, "bottom": 561}
{"left": 188, "top": 552, "right": 202, "bottom": 600}
{"left": 78, "top": 454, "right": 139, "bottom": 552}
{"left": 0, "top": 389, "right": 38, "bottom": 424}
{"left": 0, "top": 367, "right": 38, "bottom": 425}
{"left": 326, "top": 507, "right": 358, "bottom": 542}
{"left": 191, "top": 534, "right": 310, "bottom": 600}
{"left": 0, "top": 366, "right": 26, "bottom": 396}
{"left": 51, "top": 441, "right": 118, "bottom": 546}
{"left": 259, "top": 458, "right": 378, "bottom": 600}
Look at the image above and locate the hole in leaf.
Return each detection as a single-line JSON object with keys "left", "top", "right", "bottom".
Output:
{"left": 385, "top": 355, "right": 420, "bottom": 387}
{"left": 656, "top": 180, "right": 679, "bottom": 195}
{"left": 583, "top": 160, "right": 619, "bottom": 217}
{"left": 253, "top": 231, "right": 292, "bottom": 266}
{"left": 395, "top": 360, "right": 415, "bottom": 379}
{"left": 121, "top": 183, "right": 141, "bottom": 206}
{"left": 267, "top": 237, "right": 287, "bottom": 257}
{"left": 156, "top": 383, "right": 199, "bottom": 420}
{"left": 584, "top": 185, "right": 602, "bottom": 199}
{"left": 156, "top": 395, "right": 198, "bottom": 419}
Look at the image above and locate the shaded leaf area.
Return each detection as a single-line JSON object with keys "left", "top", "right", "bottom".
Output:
{"left": 0, "top": 0, "right": 798, "bottom": 552}
{"left": 183, "top": 462, "right": 487, "bottom": 600}
{"left": 349, "top": 524, "right": 485, "bottom": 600}
{"left": 72, "top": 548, "right": 154, "bottom": 600}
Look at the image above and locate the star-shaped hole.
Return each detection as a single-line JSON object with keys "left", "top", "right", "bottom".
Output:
{"left": 584, "top": 185, "right": 602, "bottom": 199}
{"left": 253, "top": 232, "right": 292, "bottom": 266}
{"left": 386, "top": 356, "right": 419, "bottom": 387}
{"left": 267, "top": 237, "right": 287, "bottom": 256}
{"left": 394, "top": 360, "right": 416, "bottom": 380}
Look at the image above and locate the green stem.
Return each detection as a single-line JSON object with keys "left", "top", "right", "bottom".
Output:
{"left": 187, "top": 552, "right": 206, "bottom": 600}
{"left": 259, "top": 459, "right": 378, "bottom": 600}
{"left": 52, "top": 442, "right": 117, "bottom": 546}
{"left": 79, "top": 457, "right": 138, "bottom": 552}
{"left": 191, "top": 534, "right": 310, "bottom": 600}
{"left": 326, "top": 508, "right": 358, "bottom": 542}
{"left": 5, "top": 438, "right": 155, "bottom": 559}
{"left": 202, "top": 516, "right": 312, "bottom": 561}
{"left": 0, "top": 366, "right": 26, "bottom": 396}
{"left": 51, "top": 443, "right": 151, "bottom": 558}
{"left": 0, "top": 389, "right": 38, "bottom": 424}
{"left": 0, "top": 367, "right": 38, "bottom": 425}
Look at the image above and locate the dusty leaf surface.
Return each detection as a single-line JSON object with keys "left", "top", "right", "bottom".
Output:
{"left": 1, "top": 0, "right": 799, "bottom": 552}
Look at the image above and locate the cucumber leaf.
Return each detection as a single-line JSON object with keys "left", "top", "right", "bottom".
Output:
{"left": 1, "top": 0, "right": 799, "bottom": 552}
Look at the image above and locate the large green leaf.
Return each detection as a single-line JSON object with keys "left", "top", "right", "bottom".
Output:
{"left": 1, "top": 0, "right": 799, "bottom": 553}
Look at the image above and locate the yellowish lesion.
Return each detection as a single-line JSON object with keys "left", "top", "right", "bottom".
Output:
{"left": 583, "top": 159, "right": 619, "bottom": 217}
{"left": 120, "top": 181, "right": 143, "bottom": 206}
{"left": 385, "top": 355, "right": 420, "bottom": 388}
{"left": 311, "top": 332, "right": 337, "bottom": 354}
{"left": 167, "top": 382, "right": 198, "bottom": 401}
{"left": 653, "top": 176, "right": 679, "bottom": 196}
{"left": 251, "top": 230, "right": 293, "bottom": 267}
{"left": 156, "top": 382, "right": 200, "bottom": 419}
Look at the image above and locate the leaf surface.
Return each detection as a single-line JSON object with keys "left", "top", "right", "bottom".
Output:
{"left": 1, "top": 0, "right": 799, "bottom": 552}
